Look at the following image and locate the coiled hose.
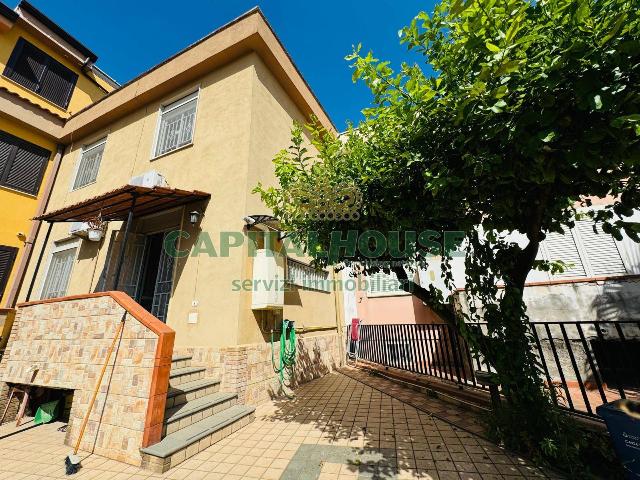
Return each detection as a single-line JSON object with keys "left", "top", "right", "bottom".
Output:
{"left": 271, "top": 319, "right": 296, "bottom": 398}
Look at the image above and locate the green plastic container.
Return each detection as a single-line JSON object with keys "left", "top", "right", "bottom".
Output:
{"left": 34, "top": 399, "right": 60, "bottom": 425}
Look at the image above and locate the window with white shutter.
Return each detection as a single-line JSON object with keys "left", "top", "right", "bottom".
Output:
{"left": 40, "top": 243, "right": 77, "bottom": 300}
{"left": 575, "top": 220, "right": 627, "bottom": 276}
{"left": 544, "top": 228, "right": 587, "bottom": 278}
{"left": 153, "top": 92, "right": 198, "bottom": 157}
{"left": 0, "top": 130, "right": 50, "bottom": 195}
{"left": 72, "top": 139, "right": 106, "bottom": 190}
{"left": 542, "top": 220, "right": 627, "bottom": 279}
{"left": 4, "top": 38, "right": 78, "bottom": 109}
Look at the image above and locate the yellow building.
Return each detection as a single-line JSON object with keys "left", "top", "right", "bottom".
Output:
{"left": 0, "top": 0, "right": 116, "bottom": 317}
{"left": 0, "top": 7, "right": 345, "bottom": 470}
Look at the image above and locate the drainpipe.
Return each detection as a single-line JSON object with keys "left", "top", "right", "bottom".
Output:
{"left": 4, "top": 145, "right": 64, "bottom": 307}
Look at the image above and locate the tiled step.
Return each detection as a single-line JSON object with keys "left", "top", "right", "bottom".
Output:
{"left": 141, "top": 405, "right": 256, "bottom": 473}
{"left": 163, "top": 391, "right": 237, "bottom": 436}
{"left": 169, "top": 366, "right": 206, "bottom": 386}
{"left": 166, "top": 378, "right": 220, "bottom": 409}
{"left": 171, "top": 355, "right": 192, "bottom": 370}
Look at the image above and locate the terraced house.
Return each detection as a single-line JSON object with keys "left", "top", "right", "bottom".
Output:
{"left": 0, "top": 1, "right": 115, "bottom": 320}
{"left": 0, "top": 5, "right": 344, "bottom": 471}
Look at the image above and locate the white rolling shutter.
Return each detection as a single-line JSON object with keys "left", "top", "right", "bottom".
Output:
{"left": 541, "top": 220, "right": 627, "bottom": 280}
{"left": 575, "top": 221, "right": 627, "bottom": 276}
{"left": 544, "top": 228, "right": 587, "bottom": 278}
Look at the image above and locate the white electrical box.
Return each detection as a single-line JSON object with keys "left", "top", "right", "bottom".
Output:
{"left": 251, "top": 249, "right": 285, "bottom": 310}
{"left": 129, "top": 170, "right": 168, "bottom": 188}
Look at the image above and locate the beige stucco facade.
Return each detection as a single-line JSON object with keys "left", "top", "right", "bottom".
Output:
{"left": 18, "top": 45, "right": 341, "bottom": 351}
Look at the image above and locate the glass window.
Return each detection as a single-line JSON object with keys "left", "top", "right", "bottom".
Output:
{"left": 41, "top": 246, "right": 77, "bottom": 299}
{"left": 73, "top": 139, "right": 106, "bottom": 190}
{"left": 154, "top": 92, "right": 198, "bottom": 157}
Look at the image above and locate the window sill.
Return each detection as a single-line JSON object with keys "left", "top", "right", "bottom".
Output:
{"left": 70, "top": 180, "right": 97, "bottom": 192}
{"left": 151, "top": 142, "right": 193, "bottom": 161}
{"left": 0, "top": 184, "right": 37, "bottom": 198}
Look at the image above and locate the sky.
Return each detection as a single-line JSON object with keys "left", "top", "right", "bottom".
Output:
{"left": 13, "top": 0, "right": 438, "bottom": 130}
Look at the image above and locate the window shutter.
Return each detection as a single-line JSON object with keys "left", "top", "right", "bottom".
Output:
{"left": 0, "top": 131, "right": 15, "bottom": 176}
{"left": 575, "top": 220, "right": 627, "bottom": 276}
{"left": 3, "top": 38, "right": 78, "bottom": 108}
{"left": 544, "top": 228, "right": 587, "bottom": 278}
{"left": 38, "top": 58, "right": 78, "bottom": 109}
{"left": 4, "top": 38, "right": 46, "bottom": 92}
{"left": 2, "top": 139, "right": 49, "bottom": 195}
{"left": 0, "top": 245, "right": 18, "bottom": 299}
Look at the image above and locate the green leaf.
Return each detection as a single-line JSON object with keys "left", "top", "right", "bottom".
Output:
{"left": 540, "top": 131, "right": 556, "bottom": 143}
{"left": 496, "top": 60, "right": 520, "bottom": 76}
{"left": 611, "top": 114, "right": 640, "bottom": 128}
{"left": 600, "top": 14, "right": 627, "bottom": 45}
{"left": 593, "top": 94, "right": 603, "bottom": 110}
{"left": 485, "top": 42, "right": 501, "bottom": 53}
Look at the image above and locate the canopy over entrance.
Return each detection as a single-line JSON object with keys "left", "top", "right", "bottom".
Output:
{"left": 26, "top": 185, "right": 210, "bottom": 302}
{"left": 35, "top": 185, "right": 210, "bottom": 222}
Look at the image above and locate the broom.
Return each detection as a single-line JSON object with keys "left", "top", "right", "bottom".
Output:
{"left": 65, "top": 315, "right": 125, "bottom": 475}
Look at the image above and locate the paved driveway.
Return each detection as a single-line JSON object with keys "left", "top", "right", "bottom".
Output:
{"left": 0, "top": 370, "right": 557, "bottom": 479}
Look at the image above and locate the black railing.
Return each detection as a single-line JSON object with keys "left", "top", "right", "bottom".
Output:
{"left": 347, "top": 321, "right": 640, "bottom": 419}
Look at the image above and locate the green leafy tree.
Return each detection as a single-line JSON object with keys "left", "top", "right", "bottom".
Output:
{"left": 256, "top": 0, "right": 639, "bottom": 470}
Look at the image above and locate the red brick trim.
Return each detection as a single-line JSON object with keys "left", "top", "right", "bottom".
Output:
{"left": 18, "top": 291, "right": 174, "bottom": 448}
{"left": 454, "top": 274, "right": 640, "bottom": 292}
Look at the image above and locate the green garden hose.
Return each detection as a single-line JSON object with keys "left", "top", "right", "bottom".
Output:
{"left": 271, "top": 319, "right": 296, "bottom": 397}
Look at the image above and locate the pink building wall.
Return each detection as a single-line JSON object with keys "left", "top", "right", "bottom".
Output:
{"left": 355, "top": 290, "right": 442, "bottom": 325}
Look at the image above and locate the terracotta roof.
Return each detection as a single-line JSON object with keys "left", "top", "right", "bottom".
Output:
{"left": 36, "top": 184, "right": 210, "bottom": 222}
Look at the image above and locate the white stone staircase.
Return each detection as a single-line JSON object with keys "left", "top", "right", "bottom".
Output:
{"left": 140, "top": 355, "right": 255, "bottom": 472}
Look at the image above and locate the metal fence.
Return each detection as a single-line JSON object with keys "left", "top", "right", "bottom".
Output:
{"left": 347, "top": 321, "right": 640, "bottom": 420}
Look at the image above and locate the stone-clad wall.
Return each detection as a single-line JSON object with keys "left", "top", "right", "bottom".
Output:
{"left": 175, "top": 332, "right": 342, "bottom": 405}
{"left": 0, "top": 293, "right": 174, "bottom": 466}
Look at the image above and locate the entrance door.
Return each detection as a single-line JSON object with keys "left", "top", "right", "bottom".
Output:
{"left": 100, "top": 230, "right": 175, "bottom": 323}
{"left": 137, "top": 232, "right": 174, "bottom": 323}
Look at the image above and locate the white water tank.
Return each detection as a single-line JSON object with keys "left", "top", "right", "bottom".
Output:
{"left": 251, "top": 249, "right": 285, "bottom": 310}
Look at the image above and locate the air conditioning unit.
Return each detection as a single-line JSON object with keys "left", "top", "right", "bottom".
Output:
{"left": 128, "top": 170, "right": 168, "bottom": 188}
{"left": 251, "top": 249, "right": 285, "bottom": 310}
{"left": 69, "top": 222, "right": 90, "bottom": 238}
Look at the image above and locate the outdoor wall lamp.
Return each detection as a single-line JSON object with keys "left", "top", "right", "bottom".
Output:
{"left": 189, "top": 210, "right": 202, "bottom": 225}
